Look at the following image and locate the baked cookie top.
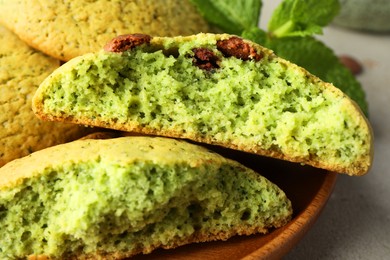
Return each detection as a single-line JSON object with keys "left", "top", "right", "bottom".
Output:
{"left": 0, "top": 25, "right": 91, "bottom": 167}
{"left": 0, "top": 0, "right": 212, "bottom": 61}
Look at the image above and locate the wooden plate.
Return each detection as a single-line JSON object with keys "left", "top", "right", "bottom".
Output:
{"left": 132, "top": 146, "right": 338, "bottom": 260}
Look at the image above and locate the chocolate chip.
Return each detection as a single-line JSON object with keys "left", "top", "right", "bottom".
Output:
{"left": 217, "top": 37, "right": 262, "bottom": 61}
{"left": 192, "top": 48, "right": 220, "bottom": 71}
{"left": 104, "top": 34, "right": 152, "bottom": 52}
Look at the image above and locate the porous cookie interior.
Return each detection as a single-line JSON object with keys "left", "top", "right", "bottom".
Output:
{"left": 36, "top": 35, "right": 371, "bottom": 174}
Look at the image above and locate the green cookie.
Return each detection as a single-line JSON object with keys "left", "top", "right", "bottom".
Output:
{"left": 0, "top": 136, "right": 292, "bottom": 259}
{"left": 0, "top": 25, "right": 92, "bottom": 167}
{"left": 0, "top": 0, "right": 212, "bottom": 61}
{"left": 33, "top": 33, "right": 373, "bottom": 176}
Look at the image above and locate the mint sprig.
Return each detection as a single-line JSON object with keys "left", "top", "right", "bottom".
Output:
{"left": 268, "top": 0, "right": 340, "bottom": 37}
{"left": 189, "top": 0, "right": 262, "bottom": 35}
{"left": 190, "top": 0, "right": 368, "bottom": 115}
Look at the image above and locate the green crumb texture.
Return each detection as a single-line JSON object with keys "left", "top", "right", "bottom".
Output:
{"left": 32, "top": 33, "right": 373, "bottom": 176}
{"left": 0, "top": 136, "right": 292, "bottom": 259}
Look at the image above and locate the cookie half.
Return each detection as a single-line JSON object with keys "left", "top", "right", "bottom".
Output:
{"left": 32, "top": 33, "right": 373, "bottom": 176}
{"left": 0, "top": 136, "right": 292, "bottom": 259}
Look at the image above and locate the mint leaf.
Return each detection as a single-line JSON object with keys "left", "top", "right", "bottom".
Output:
{"left": 264, "top": 36, "right": 368, "bottom": 115}
{"left": 268, "top": 0, "right": 340, "bottom": 37}
{"left": 189, "top": 0, "right": 262, "bottom": 35}
{"left": 242, "top": 27, "right": 267, "bottom": 44}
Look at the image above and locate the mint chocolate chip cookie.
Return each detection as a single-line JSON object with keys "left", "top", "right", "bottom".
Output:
{"left": 0, "top": 136, "right": 292, "bottom": 259}
{"left": 32, "top": 33, "right": 373, "bottom": 176}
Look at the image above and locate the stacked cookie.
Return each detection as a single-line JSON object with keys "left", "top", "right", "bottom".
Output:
{"left": 0, "top": 136, "right": 293, "bottom": 259}
{"left": 0, "top": 25, "right": 94, "bottom": 167}
{"left": 0, "top": 0, "right": 211, "bottom": 61}
{"left": 33, "top": 33, "right": 373, "bottom": 176}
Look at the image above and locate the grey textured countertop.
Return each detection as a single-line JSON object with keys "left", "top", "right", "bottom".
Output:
{"left": 260, "top": 1, "right": 390, "bottom": 259}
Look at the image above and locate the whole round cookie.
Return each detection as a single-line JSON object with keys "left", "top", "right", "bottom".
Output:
{"left": 0, "top": 25, "right": 93, "bottom": 167}
{"left": 0, "top": 0, "right": 212, "bottom": 61}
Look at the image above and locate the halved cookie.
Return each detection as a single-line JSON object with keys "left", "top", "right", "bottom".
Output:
{"left": 0, "top": 136, "right": 292, "bottom": 259}
{"left": 33, "top": 33, "right": 373, "bottom": 176}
